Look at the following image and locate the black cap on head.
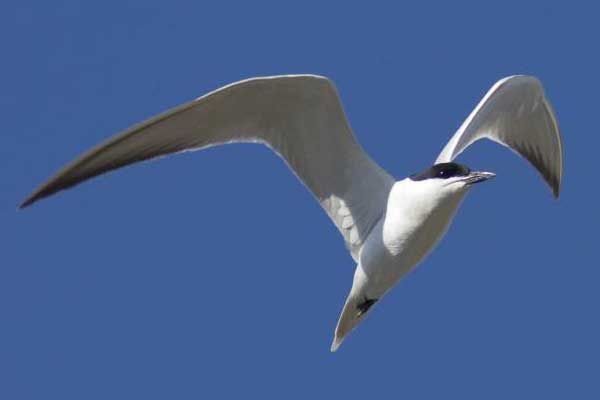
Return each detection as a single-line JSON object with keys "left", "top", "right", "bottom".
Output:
{"left": 409, "top": 162, "right": 471, "bottom": 181}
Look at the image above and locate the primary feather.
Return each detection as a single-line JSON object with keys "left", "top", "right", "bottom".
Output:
{"left": 436, "top": 75, "right": 563, "bottom": 197}
{"left": 20, "top": 75, "right": 394, "bottom": 261}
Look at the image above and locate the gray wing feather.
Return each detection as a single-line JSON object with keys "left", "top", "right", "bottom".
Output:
{"left": 436, "top": 75, "right": 563, "bottom": 197}
{"left": 21, "top": 75, "right": 394, "bottom": 260}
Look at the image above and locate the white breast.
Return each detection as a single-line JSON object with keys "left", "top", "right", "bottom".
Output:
{"left": 358, "top": 179, "right": 467, "bottom": 296}
{"left": 385, "top": 180, "right": 466, "bottom": 255}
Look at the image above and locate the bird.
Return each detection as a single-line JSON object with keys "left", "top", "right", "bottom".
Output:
{"left": 20, "top": 74, "right": 563, "bottom": 351}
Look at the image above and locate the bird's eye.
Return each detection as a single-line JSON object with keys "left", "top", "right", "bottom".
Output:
{"left": 408, "top": 162, "right": 470, "bottom": 181}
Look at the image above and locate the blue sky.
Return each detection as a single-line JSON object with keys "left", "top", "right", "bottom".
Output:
{"left": 1, "top": 1, "right": 597, "bottom": 398}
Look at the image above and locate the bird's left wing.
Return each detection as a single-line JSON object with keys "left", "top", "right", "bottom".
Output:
{"left": 435, "top": 75, "right": 563, "bottom": 197}
{"left": 21, "top": 75, "right": 394, "bottom": 261}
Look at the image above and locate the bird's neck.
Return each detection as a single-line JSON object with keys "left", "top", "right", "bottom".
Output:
{"left": 382, "top": 180, "right": 468, "bottom": 256}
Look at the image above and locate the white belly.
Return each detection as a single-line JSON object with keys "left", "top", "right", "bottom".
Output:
{"left": 357, "top": 181, "right": 467, "bottom": 299}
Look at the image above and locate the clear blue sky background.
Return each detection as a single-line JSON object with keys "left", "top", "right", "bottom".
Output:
{"left": 1, "top": 1, "right": 597, "bottom": 398}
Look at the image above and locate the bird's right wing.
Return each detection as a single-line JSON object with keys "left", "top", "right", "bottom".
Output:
{"left": 435, "top": 76, "right": 563, "bottom": 197}
{"left": 21, "top": 75, "right": 394, "bottom": 261}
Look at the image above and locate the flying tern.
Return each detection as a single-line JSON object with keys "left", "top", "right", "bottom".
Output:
{"left": 20, "top": 75, "right": 564, "bottom": 351}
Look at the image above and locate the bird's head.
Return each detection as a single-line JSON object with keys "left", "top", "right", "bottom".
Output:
{"left": 408, "top": 162, "right": 495, "bottom": 196}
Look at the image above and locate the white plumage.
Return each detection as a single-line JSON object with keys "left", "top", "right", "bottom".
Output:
{"left": 21, "top": 75, "right": 563, "bottom": 351}
{"left": 436, "top": 76, "right": 562, "bottom": 196}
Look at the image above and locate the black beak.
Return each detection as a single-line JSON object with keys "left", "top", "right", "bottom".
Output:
{"left": 462, "top": 171, "right": 496, "bottom": 185}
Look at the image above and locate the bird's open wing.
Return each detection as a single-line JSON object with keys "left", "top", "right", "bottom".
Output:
{"left": 21, "top": 75, "right": 394, "bottom": 260}
{"left": 435, "top": 75, "right": 563, "bottom": 197}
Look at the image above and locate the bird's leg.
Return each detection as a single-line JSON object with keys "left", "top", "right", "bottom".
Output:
{"left": 356, "top": 297, "right": 378, "bottom": 317}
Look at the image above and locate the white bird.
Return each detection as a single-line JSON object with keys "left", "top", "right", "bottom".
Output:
{"left": 20, "top": 75, "right": 563, "bottom": 351}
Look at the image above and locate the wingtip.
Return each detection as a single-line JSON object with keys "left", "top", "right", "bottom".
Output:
{"left": 19, "top": 181, "right": 61, "bottom": 209}
{"left": 551, "top": 178, "right": 561, "bottom": 199}
{"left": 18, "top": 191, "right": 42, "bottom": 209}
{"left": 18, "top": 196, "right": 34, "bottom": 210}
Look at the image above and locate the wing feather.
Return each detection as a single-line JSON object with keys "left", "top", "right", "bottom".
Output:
{"left": 436, "top": 76, "right": 563, "bottom": 197}
{"left": 21, "top": 75, "right": 394, "bottom": 260}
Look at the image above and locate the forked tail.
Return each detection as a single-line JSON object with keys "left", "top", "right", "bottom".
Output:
{"left": 331, "top": 293, "right": 378, "bottom": 352}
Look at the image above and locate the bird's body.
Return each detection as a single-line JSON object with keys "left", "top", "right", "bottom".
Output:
{"left": 332, "top": 172, "right": 480, "bottom": 350}
{"left": 362, "top": 180, "right": 465, "bottom": 301}
{"left": 21, "top": 74, "right": 563, "bottom": 351}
